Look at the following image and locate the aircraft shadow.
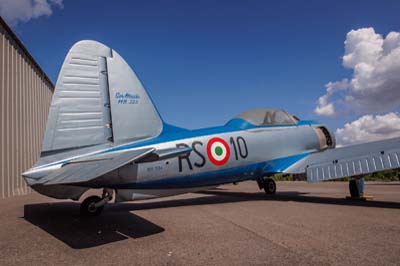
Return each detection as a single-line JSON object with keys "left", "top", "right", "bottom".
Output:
{"left": 110, "top": 190, "right": 400, "bottom": 212}
{"left": 197, "top": 190, "right": 400, "bottom": 209}
{"left": 369, "top": 183, "right": 400, "bottom": 186}
{"left": 23, "top": 189, "right": 400, "bottom": 249}
{"left": 23, "top": 203, "right": 164, "bottom": 249}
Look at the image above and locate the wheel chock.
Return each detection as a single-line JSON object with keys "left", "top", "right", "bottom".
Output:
{"left": 345, "top": 195, "right": 374, "bottom": 201}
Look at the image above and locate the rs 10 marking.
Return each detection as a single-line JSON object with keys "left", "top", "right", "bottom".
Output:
{"left": 176, "top": 136, "right": 248, "bottom": 172}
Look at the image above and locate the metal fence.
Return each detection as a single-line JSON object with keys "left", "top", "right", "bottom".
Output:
{"left": 0, "top": 17, "right": 54, "bottom": 198}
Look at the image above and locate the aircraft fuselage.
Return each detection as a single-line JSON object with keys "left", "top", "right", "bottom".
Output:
{"left": 79, "top": 122, "right": 323, "bottom": 201}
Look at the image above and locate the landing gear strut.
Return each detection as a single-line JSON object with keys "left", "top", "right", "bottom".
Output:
{"left": 257, "top": 178, "right": 276, "bottom": 194}
{"left": 80, "top": 188, "right": 113, "bottom": 217}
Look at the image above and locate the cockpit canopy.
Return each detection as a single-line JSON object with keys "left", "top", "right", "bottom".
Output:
{"left": 232, "top": 109, "right": 297, "bottom": 127}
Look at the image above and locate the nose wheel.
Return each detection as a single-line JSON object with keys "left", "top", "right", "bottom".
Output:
{"left": 80, "top": 189, "right": 113, "bottom": 217}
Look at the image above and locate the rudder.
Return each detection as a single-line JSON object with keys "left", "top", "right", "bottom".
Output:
{"left": 41, "top": 40, "right": 163, "bottom": 155}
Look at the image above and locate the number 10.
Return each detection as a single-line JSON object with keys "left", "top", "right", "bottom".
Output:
{"left": 230, "top": 136, "right": 248, "bottom": 160}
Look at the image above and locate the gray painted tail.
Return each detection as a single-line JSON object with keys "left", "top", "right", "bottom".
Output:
{"left": 41, "top": 40, "right": 163, "bottom": 156}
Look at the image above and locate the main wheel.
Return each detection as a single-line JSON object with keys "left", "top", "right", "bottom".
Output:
{"left": 80, "top": 196, "right": 104, "bottom": 217}
{"left": 349, "top": 180, "right": 360, "bottom": 198}
{"left": 263, "top": 178, "right": 276, "bottom": 194}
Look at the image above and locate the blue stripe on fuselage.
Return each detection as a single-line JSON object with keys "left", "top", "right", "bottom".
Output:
{"left": 112, "top": 152, "right": 309, "bottom": 189}
{"left": 114, "top": 162, "right": 267, "bottom": 189}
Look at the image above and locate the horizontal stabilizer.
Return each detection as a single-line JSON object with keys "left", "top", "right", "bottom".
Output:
{"left": 285, "top": 137, "right": 400, "bottom": 182}
{"left": 35, "top": 148, "right": 155, "bottom": 185}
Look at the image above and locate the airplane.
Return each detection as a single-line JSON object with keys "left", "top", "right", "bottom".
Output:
{"left": 22, "top": 40, "right": 400, "bottom": 217}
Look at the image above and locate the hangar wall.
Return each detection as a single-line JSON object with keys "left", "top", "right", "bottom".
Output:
{"left": 0, "top": 17, "right": 54, "bottom": 199}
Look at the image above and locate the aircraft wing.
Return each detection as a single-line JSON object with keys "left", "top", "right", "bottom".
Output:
{"left": 39, "top": 148, "right": 155, "bottom": 185}
{"left": 27, "top": 145, "right": 193, "bottom": 186}
{"left": 283, "top": 137, "right": 400, "bottom": 182}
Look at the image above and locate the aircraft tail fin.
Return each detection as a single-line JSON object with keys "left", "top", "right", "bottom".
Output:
{"left": 41, "top": 40, "right": 163, "bottom": 156}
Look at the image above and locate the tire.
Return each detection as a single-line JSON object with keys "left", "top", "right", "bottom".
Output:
{"left": 263, "top": 178, "right": 276, "bottom": 194}
{"left": 80, "top": 196, "right": 104, "bottom": 217}
{"left": 349, "top": 180, "right": 360, "bottom": 198}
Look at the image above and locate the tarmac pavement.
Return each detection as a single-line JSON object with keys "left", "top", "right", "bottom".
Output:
{"left": 0, "top": 181, "right": 399, "bottom": 266}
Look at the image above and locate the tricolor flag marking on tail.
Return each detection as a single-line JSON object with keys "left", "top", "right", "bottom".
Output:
{"left": 207, "top": 137, "right": 231, "bottom": 166}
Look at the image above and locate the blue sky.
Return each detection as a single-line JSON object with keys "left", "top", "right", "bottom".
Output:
{"left": 4, "top": 0, "right": 400, "bottom": 133}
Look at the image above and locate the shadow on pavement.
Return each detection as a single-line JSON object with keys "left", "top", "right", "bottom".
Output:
{"left": 197, "top": 190, "right": 400, "bottom": 209}
{"left": 23, "top": 188, "right": 400, "bottom": 249}
{"left": 23, "top": 203, "right": 164, "bottom": 249}
{"left": 369, "top": 183, "right": 400, "bottom": 186}
{"left": 104, "top": 189, "right": 400, "bottom": 213}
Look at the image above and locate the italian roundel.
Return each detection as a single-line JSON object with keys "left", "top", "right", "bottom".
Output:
{"left": 207, "top": 137, "right": 230, "bottom": 166}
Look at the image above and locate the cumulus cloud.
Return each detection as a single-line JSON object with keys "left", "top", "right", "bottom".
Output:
{"left": 0, "top": 0, "right": 63, "bottom": 26}
{"left": 315, "top": 79, "right": 349, "bottom": 116}
{"left": 315, "top": 28, "right": 400, "bottom": 116}
{"left": 335, "top": 112, "right": 400, "bottom": 146}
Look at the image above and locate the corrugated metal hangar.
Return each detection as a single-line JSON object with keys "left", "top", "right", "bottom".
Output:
{"left": 0, "top": 16, "right": 54, "bottom": 199}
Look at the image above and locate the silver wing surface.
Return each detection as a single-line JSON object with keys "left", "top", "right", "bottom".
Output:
{"left": 24, "top": 146, "right": 193, "bottom": 186}
{"left": 285, "top": 137, "right": 400, "bottom": 182}
{"left": 33, "top": 148, "right": 155, "bottom": 185}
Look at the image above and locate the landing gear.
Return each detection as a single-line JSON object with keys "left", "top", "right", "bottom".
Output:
{"left": 80, "top": 189, "right": 113, "bottom": 217}
{"left": 257, "top": 178, "right": 276, "bottom": 194}
{"left": 349, "top": 177, "right": 364, "bottom": 198}
{"left": 264, "top": 178, "right": 276, "bottom": 194}
{"left": 346, "top": 176, "right": 374, "bottom": 200}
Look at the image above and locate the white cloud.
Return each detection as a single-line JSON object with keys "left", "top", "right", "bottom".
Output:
{"left": 342, "top": 28, "right": 383, "bottom": 69}
{"left": 315, "top": 79, "right": 349, "bottom": 116}
{"left": 0, "top": 0, "right": 63, "bottom": 26}
{"left": 315, "top": 101, "right": 335, "bottom": 116}
{"left": 315, "top": 27, "right": 400, "bottom": 116}
{"left": 335, "top": 112, "right": 400, "bottom": 146}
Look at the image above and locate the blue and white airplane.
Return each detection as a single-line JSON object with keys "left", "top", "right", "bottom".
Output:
{"left": 22, "top": 41, "right": 400, "bottom": 216}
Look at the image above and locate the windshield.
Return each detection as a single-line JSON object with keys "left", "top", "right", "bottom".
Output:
{"left": 235, "top": 109, "right": 296, "bottom": 126}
